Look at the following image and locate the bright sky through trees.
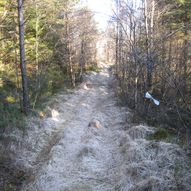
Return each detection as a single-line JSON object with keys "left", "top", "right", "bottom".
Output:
{"left": 83, "top": 0, "right": 113, "bottom": 29}
{"left": 83, "top": 0, "right": 141, "bottom": 30}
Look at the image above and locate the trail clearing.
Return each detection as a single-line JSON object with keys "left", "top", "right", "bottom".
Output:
{"left": 1, "top": 63, "right": 191, "bottom": 191}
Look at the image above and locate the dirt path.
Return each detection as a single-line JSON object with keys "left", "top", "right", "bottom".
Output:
{"left": 20, "top": 64, "right": 128, "bottom": 190}
{"left": 5, "top": 64, "right": 190, "bottom": 191}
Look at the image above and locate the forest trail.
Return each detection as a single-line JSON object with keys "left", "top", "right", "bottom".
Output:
{"left": 16, "top": 63, "right": 191, "bottom": 191}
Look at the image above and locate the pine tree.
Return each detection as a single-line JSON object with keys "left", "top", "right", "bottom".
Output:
{"left": 18, "top": 0, "right": 30, "bottom": 114}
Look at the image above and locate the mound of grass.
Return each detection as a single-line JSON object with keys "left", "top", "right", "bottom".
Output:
{"left": 0, "top": 103, "right": 26, "bottom": 129}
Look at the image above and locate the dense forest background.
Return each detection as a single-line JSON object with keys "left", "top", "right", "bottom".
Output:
{"left": 0, "top": 0, "right": 99, "bottom": 127}
{"left": 0, "top": 0, "right": 191, "bottom": 144}
{"left": 105, "top": 0, "right": 191, "bottom": 144}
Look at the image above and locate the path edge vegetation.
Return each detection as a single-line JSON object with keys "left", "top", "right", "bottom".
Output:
{"left": 0, "top": 0, "right": 100, "bottom": 129}
{"left": 106, "top": 0, "right": 191, "bottom": 147}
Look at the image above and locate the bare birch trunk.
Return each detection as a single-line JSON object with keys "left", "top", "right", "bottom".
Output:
{"left": 65, "top": 12, "right": 75, "bottom": 87}
{"left": 115, "top": 0, "right": 120, "bottom": 77}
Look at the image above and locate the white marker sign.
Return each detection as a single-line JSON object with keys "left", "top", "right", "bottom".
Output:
{"left": 145, "top": 92, "right": 160, "bottom": 106}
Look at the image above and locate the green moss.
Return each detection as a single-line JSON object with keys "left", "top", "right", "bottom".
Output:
{"left": 149, "top": 128, "right": 169, "bottom": 141}
{"left": 86, "top": 65, "right": 101, "bottom": 73}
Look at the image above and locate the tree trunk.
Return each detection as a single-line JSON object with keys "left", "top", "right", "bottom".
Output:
{"left": 33, "top": 0, "right": 41, "bottom": 109}
{"left": 144, "top": 0, "right": 155, "bottom": 90}
{"left": 65, "top": 12, "right": 75, "bottom": 87}
{"left": 182, "top": 6, "right": 189, "bottom": 95}
{"left": 80, "top": 38, "right": 85, "bottom": 78}
{"left": 18, "top": 0, "right": 30, "bottom": 114}
{"left": 115, "top": 0, "right": 120, "bottom": 77}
